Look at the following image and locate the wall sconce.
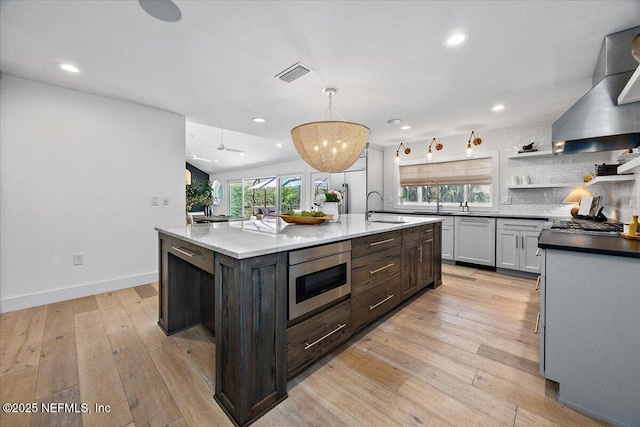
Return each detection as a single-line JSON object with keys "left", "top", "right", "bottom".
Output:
{"left": 394, "top": 142, "right": 411, "bottom": 163}
{"left": 427, "top": 137, "right": 443, "bottom": 161}
{"left": 466, "top": 130, "right": 482, "bottom": 158}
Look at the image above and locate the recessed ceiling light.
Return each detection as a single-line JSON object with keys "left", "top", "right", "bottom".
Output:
{"left": 57, "top": 63, "right": 79, "bottom": 73}
{"left": 240, "top": 152, "right": 245, "bottom": 156}
{"left": 214, "top": 159, "right": 219, "bottom": 163}
{"left": 492, "top": 104, "right": 506, "bottom": 111}
{"left": 276, "top": 142, "right": 282, "bottom": 148}
{"left": 446, "top": 32, "right": 468, "bottom": 47}
{"left": 387, "top": 119, "right": 403, "bottom": 125}
{"left": 400, "top": 125, "right": 411, "bottom": 130}
{"left": 252, "top": 117, "right": 266, "bottom": 123}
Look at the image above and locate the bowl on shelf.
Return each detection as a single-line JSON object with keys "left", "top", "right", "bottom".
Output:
{"left": 275, "top": 213, "right": 333, "bottom": 225}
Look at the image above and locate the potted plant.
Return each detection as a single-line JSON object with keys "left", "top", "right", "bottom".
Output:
{"left": 316, "top": 189, "right": 342, "bottom": 222}
{"left": 197, "top": 180, "right": 214, "bottom": 215}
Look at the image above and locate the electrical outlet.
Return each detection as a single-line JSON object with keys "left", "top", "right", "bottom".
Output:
{"left": 73, "top": 253, "right": 84, "bottom": 266}
{"left": 502, "top": 196, "right": 512, "bottom": 205}
{"left": 151, "top": 196, "right": 159, "bottom": 206}
{"left": 163, "top": 196, "right": 170, "bottom": 205}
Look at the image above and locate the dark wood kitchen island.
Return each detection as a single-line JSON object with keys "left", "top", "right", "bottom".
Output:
{"left": 156, "top": 213, "right": 442, "bottom": 426}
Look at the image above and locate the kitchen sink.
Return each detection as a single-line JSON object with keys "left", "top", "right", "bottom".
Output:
{"left": 369, "top": 220, "right": 408, "bottom": 224}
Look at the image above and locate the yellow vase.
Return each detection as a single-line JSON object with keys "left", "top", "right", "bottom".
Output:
{"left": 629, "top": 215, "right": 638, "bottom": 235}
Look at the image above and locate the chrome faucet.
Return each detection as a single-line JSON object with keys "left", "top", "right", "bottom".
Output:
{"left": 426, "top": 180, "right": 442, "bottom": 213}
{"left": 366, "top": 191, "right": 383, "bottom": 221}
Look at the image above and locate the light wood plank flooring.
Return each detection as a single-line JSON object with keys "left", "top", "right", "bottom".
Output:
{"left": 0, "top": 265, "right": 609, "bottom": 426}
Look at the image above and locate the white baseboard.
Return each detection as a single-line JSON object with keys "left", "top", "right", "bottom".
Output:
{"left": 0, "top": 272, "right": 158, "bottom": 313}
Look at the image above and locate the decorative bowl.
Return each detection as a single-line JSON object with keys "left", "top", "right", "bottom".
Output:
{"left": 275, "top": 213, "right": 333, "bottom": 225}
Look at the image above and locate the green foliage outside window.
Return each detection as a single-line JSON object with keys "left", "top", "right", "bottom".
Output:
{"left": 401, "top": 184, "right": 491, "bottom": 206}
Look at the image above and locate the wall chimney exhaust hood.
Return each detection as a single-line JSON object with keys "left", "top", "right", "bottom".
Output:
{"left": 552, "top": 26, "right": 640, "bottom": 155}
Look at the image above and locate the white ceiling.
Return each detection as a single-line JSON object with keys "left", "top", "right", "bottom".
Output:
{"left": 2, "top": 1, "right": 639, "bottom": 173}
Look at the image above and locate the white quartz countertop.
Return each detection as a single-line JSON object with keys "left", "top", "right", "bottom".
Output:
{"left": 156, "top": 213, "right": 442, "bottom": 259}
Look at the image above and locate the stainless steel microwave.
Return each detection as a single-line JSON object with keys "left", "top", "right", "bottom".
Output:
{"left": 288, "top": 241, "right": 351, "bottom": 321}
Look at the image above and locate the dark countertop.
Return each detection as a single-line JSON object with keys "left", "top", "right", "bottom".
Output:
{"left": 374, "top": 210, "right": 553, "bottom": 221}
{"left": 538, "top": 229, "right": 640, "bottom": 258}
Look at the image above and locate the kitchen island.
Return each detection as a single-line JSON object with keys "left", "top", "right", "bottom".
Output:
{"left": 537, "top": 230, "right": 640, "bottom": 427}
{"left": 156, "top": 213, "right": 442, "bottom": 426}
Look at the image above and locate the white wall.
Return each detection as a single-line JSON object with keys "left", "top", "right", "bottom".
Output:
{"left": 383, "top": 122, "right": 635, "bottom": 218}
{"left": 0, "top": 76, "right": 185, "bottom": 312}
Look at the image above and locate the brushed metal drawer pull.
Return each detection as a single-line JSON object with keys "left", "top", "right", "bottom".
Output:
{"left": 459, "top": 219, "right": 490, "bottom": 223}
{"left": 535, "top": 248, "right": 541, "bottom": 257}
{"left": 370, "top": 238, "right": 395, "bottom": 246}
{"left": 534, "top": 312, "right": 540, "bottom": 334}
{"left": 535, "top": 275, "right": 541, "bottom": 290}
{"left": 369, "top": 294, "right": 395, "bottom": 311}
{"left": 370, "top": 263, "right": 394, "bottom": 275}
{"left": 418, "top": 246, "right": 423, "bottom": 263}
{"left": 172, "top": 246, "right": 199, "bottom": 257}
{"left": 304, "top": 324, "right": 347, "bottom": 350}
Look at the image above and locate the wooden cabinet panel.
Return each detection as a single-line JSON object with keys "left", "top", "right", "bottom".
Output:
{"left": 351, "top": 230, "right": 401, "bottom": 259}
{"left": 420, "top": 231, "right": 434, "bottom": 288}
{"left": 402, "top": 226, "right": 422, "bottom": 242}
{"left": 287, "top": 300, "right": 351, "bottom": 378}
{"left": 433, "top": 222, "right": 442, "bottom": 288}
{"left": 158, "top": 234, "right": 215, "bottom": 335}
{"left": 401, "top": 224, "right": 437, "bottom": 300}
{"left": 351, "top": 274, "right": 401, "bottom": 333}
{"left": 351, "top": 246, "right": 401, "bottom": 296}
{"left": 401, "top": 238, "right": 420, "bottom": 300}
{"left": 215, "top": 252, "right": 287, "bottom": 426}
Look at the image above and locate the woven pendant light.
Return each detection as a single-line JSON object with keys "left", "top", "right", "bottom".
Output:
{"left": 291, "top": 88, "right": 370, "bottom": 173}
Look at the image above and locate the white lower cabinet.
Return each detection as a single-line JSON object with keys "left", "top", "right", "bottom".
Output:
{"left": 454, "top": 217, "right": 496, "bottom": 266}
{"left": 496, "top": 219, "right": 544, "bottom": 273}
{"left": 440, "top": 216, "right": 454, "bottom": 261}
{"left": 543, "top": 249, "right": 640, "bottom": 426}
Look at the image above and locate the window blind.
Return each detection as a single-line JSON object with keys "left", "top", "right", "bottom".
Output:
{"left": 399, "top": 157, "right": 493, "bottom": 186}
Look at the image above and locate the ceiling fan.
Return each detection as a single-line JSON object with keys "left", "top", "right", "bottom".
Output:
{"left": 211, "top": 129, "right": 245, "bottom": 155}
{"left": 186, "top": 134, "right": 212, "bottom": 162}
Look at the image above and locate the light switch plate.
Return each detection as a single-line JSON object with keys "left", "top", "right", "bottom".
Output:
{"left": 163, "top": 197, "right": 170, "bottom": 205}
{"left": 502, "top": 196, "right": 512, "bottom": 205}
{"left": 73, "top": 253, "right": 83, "bottom": 266}
{"left": 151, "top": 196, "right": 159, "bottom": 206}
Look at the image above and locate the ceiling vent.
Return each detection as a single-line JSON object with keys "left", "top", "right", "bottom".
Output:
{"left": 274, "top": 62, "right": 313, "bottom": 83}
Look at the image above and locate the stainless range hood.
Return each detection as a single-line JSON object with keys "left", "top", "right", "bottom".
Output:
{"left": 552, "top": 26, "right": 640, "bottom": 155}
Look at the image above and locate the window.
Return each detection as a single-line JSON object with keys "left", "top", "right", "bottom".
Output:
{"left": 279, "top": 176, "right": 301, "bottom": 213}
{"left": 228, "top": 175, "right": 302, "bottom": 217}
{"left": 398, "top": 157, "right": 494, "bottom": 209}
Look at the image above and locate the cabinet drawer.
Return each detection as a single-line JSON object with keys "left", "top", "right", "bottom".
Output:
{"left": 402, "top": 226, "right": 423, "bottom": 242}
{"left": 161, "top": 234, "right": 214, "bottom": 275}
{"left": 351, "top": 274, "right": 401, "bottom": 332}
{"left": 352, "top": 230, "right": 401, "bottom": 258}
{"left": 287, "top": 299, "right": 351, "bottom": 377}
{"left": 422, "top": 225, "right": 434, "bottom": 240}
{"left": 351, "top": 246, "right": 401, "bottom": 296}
{"left": 497, "top": 218, "right": 544, "bottom": 232}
